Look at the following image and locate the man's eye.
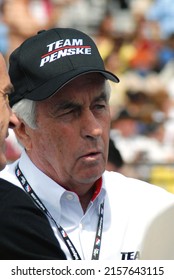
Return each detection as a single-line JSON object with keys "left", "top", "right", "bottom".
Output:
{"left": 65, "top": 109, "right": 74, "bottom": 115}
{"left": 95, "top": 104, "right": 106, "bottom": 109}
{"left": 55, "top": 108, "right": 80, "bottom": 119}
{"left": 65, "top": 107, "right": 81, "bottom": 116}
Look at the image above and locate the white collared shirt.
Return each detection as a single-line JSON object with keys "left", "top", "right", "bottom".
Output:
{"left": 1, "top": 150, "right": 174, "bottom": 260}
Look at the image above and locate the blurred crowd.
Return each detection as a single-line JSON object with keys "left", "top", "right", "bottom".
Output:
{"left": 1, "top": 0, "right": 174, "bottom": 191}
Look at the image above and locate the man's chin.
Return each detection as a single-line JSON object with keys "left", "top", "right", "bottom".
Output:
{"left": 79, "top": 167, "right": 104, "bottom": 184}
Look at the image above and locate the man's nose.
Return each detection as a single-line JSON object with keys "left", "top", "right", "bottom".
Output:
{"left": 80, "top": 110, "right": 102, "bottom": 140}
{"left": 9, "top": 112, "right": 20, "bottom": 129}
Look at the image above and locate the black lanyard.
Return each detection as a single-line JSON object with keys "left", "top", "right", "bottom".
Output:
{"left": 15, "top": 164, "right": 104, "bottom": 260}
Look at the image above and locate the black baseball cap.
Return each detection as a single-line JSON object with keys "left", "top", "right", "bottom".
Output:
{"left": 9, "top": 28, "right": 119, "bottom": 107}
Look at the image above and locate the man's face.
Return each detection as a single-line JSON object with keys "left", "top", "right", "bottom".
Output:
{"left": 0, "top": 54, "right": 16, "bottom": 170}
{"left": 25, "top": 73, "right": 111, "bottom": 193}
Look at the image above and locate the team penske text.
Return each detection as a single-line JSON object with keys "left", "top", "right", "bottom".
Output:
{"left": 40, "top": 38, "right": 92, "bottom": 67}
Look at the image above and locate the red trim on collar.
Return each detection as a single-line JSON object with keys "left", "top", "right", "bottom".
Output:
{"left": 91, "top": 177, "right": 102, "bottom": 201}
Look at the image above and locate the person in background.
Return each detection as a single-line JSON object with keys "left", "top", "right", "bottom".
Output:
{"left": 106, "top": 138, "right": 124, "bottom": 172}
{"left": 0, "top": 0, "right": 63, "bottom": 60}
{"left": 0, "top": 53, "right": 18, "bottom": 170}
{"left": 141, "top": 203, "right": 174, "bottom": 259}
{"left": 0, "top": 53, "right": 66, "bottom": 260}
{"left": 1, "top": 28, "right": 174, "bottom": 260}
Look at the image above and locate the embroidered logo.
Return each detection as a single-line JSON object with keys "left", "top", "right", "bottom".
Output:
{"left": 40, "top": 39, "right": 92, "bottom": 67}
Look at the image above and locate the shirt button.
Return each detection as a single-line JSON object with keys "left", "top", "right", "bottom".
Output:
{"left": 66, "top": 193, "right": 74, "bottom": 200}
{"left": 80, "top": 223, "right": 84, "bottom": 230}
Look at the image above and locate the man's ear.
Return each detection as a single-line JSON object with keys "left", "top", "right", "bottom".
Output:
{"left": 13, "top": 121, "right": 32, "bottom": 151}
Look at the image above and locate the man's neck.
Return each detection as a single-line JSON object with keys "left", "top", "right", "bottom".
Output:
{"left": 79, "top": 185, "right": 96, "bottom": 212}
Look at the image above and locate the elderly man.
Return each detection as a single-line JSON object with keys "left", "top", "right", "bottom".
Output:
{"left": 1, "top": 28, "right": 174, "bottom": 260}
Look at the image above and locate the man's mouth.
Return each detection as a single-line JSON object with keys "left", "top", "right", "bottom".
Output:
{"left": 80, "top": 151, "right": 102, "bottom": 160}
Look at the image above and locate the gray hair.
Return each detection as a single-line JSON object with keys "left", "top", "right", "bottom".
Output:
{"left": 12, "top": 99, "right": 37, "bottom": 129}
{"left": 105, "top": 80, "right": 111, "bottom": 101}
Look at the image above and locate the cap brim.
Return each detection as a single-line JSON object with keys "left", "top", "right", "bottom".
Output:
{"left": 11, "top": 68, "right": 119, "bottom": 106}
